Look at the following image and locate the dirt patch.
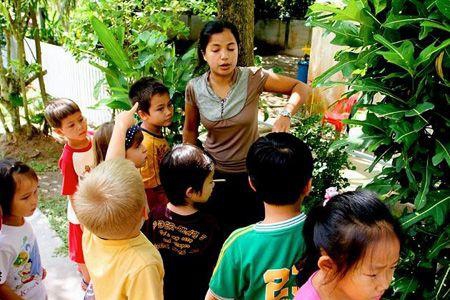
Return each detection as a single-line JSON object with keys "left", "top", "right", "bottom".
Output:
{"left": 0, "top": 132, "right": 63, "bottom": 197}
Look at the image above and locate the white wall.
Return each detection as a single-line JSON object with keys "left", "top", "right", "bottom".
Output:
{"left": 23, "top": 38, "right": 111, "bottom": 126}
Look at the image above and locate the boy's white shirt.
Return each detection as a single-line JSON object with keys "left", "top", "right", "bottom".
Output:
{"left": 0, "top": 221, "right": 46, "bottom": 299}
{"left": 67, "top": 141, "right": 95, "bottom": 224}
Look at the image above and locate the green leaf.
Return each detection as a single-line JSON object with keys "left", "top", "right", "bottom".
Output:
{"left": 308, "top": 19, "right": 364, "bottom": 47}
{"left": 312, "top": 58, "right": 357, "bottom": 87}
{"left": 389, "top": 122, "right": 418, "bottom": 150}
{"left": 375, "top": 35, "right": 415, "bottom": 76}
{"left": 350, "top": 79, "right": 406, "bottom": 104}
{"left": 414, "top": 158, "right": 431, "bottom": 210}
{"left": 90, "top": 16, "right": 132, "bottom": 73}
{"left": 416, "top": 39, "right": 450, "bottom": 66}
{"left": 383, "top": 14, "right": 427, "bottom": 29}
{"left": 401, "top": 190, "right": 450, "bottom": 228}
{"left": 308, "top": 1, "right": 374, "bottom": 27}
{"left": 421, "top": 20, "right": 450, "bottom": 33}
{"left": 367, "top": 103, "right": 407, "bottom": 118}
{"left": 432, "top": 140, "right": 450, "bottom": 166}
{"left": 436, "top": 0, "right": 450, "bottom": 19}
{"left": 8, "top": 93, "right": 23, "bottom": 107}
{"left": 392, "top": 277, "right": 419, "bottom": 294}
{"left": 373, "top": 0, "right": 387, "bottom": 15}
{"left": 405, "top": 102, "right": 434, "bottom": 117}
{"left": 427, "top": 229, "right": 450, "bottom": 259}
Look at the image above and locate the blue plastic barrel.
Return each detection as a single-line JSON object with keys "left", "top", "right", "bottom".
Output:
{"left": 297, "top": 60, "right": 309, "bottom": 83}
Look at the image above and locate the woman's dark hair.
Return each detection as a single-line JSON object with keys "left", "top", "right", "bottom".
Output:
{"left": 0, "top": 158, "right": 38, "bottom": 215}
{"left": 160, "top": 144, "right": 214, "bottom": 206}
{"left": 297, "top": 190, "right": 403, "bottom": 286}
{"left": 247, "top": 132, "right": 313, "bottom": 205}
{"left": 197, "top": 20, "right": 240, "bottom": 70}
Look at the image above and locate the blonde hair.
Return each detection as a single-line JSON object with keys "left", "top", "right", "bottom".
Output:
{"left": 74, "top": 158, "right": 146, "bottom": 239}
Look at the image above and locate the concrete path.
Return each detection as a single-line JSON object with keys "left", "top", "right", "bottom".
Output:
{"left": 27, "top": 209, "right": 85, "bottom": 300}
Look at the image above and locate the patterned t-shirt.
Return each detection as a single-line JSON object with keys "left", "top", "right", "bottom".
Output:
{"left": 144, "top": 205, "right": 222, "bottom": 300}
{"left": 209, "top": 213, "right": 306, "bottom": 300}
{"left": 0, "top": 221, "right": 46, "bottom": 299}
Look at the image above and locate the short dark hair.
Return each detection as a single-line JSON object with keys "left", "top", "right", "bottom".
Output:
{"left": 0, "top": 158, "right": 38, "bottom": 215}
{"left": 129, "top": 77, "right": 170, "bottom": 114}
{"left": 44, "top": 98, "right": 81, "bottom": 128}
{"left": 197, "top": 20, "right": 240, "bottom": 69}
{"left": 160, "top": 144, "right": 214, "bottom": 206}
{"left": 246, "top": 132, "right": 313, "bottom": 205}
{"left": 298, "top": 190, "right": 403, "bottom": 285}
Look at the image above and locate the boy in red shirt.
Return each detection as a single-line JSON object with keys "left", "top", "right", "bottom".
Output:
{"left": 44, "top": 98, "right": 94, "bottom": 290}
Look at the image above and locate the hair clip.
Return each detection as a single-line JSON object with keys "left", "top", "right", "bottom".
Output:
{"left": 323, "top": 187, "right": 338, "bottom": 206}
{"left": 125, "top": 125, "right": 140, "bottom": 148}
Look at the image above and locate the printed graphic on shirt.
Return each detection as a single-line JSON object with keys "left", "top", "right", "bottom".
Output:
{"left": 263, "top": 264, "right": 299, "bottom": 300}
{"left": 12, "top": 236, "right": 42, "bottom": 292}
{"left": 73, "top": 150, "right": 94, "bottom": 179}
{"left": 152, "top": 220, "right": 208, "bottom": 255}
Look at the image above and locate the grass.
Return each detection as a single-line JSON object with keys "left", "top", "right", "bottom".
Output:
{"left": 39, "top": 193, "right": 68, "bottom": 256}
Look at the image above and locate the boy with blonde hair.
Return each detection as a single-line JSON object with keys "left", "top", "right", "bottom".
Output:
{"left": 44, "top": 98, "right": 94, "bottom": 289}
{"left": 74, "top": 158, "right": 164, "bottom": 299}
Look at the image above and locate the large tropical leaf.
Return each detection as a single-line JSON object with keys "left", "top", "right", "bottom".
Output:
{"left": 90, "top": 16, "right": 132, "bottom": 73}
{"left": 375, "top": 35, "right": 416, "bottom": 76}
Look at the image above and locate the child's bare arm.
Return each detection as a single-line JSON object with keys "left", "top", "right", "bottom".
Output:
{"left": 0, "top": 283, "right": 24, "bottom": 300}
{"left": 105, "top": 103, "right": 138, "bottom": 161}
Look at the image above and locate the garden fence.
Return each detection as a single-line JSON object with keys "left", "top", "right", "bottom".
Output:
{"left": 24, "top": 38, "right": 111, "bottom": 127}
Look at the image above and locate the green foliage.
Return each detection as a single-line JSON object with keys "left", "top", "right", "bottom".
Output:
{"left": 255, "top": 0, "right": 314, "bottom": 20}
{"left": 308, "top": 0, "right": 450, "bottom": 298}
{"left": 292, "top": 115, "right": 352, "bottom": 212}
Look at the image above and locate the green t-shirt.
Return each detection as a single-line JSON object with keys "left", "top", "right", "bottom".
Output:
{"left": 209, "top": 213, "right": 306, "bottom": 300}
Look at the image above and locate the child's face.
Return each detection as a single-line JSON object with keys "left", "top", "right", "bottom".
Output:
{"left": 56, "top": 112, "right": 88, "bottom": 141}
{"left": 140, "top": 93, "right": 173, "bottom": 128}
{"left": 335, "top": 236, "right": 400, "bottom": 300}
{"left": 189, "top": 170, "right": 215, "bottom": 203}
{"left": 126, "top": 142, "right": 147, "bottom": 168}
{"left": 11, "top": 175, "right": 39, "bottom": 218}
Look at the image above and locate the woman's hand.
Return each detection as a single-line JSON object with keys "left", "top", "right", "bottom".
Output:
{"left": 272, "top": 116, "right": 291, "bottom": 133}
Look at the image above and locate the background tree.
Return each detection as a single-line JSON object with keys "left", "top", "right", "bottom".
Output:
{"left": 217, "top": 0, "right": 254, "bottom": 66}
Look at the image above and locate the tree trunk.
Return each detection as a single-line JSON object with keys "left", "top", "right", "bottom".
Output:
{"left": 16, "top": 37, "right": 31, "bottom": 131}
{"left": 0, "top": 104, "right": 11, "bottom": 134}
{"left": 217, "top": 0, "right": 254, "bottom": 66}
{"left": 30, "top": 9, "right": 48, "bottom": 106}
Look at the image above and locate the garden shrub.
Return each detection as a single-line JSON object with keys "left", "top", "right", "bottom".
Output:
{"left": 307, "top": 0, "right": 449, "bottom": 298}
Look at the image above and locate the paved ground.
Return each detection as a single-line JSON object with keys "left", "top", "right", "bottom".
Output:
{"left": 27, "top": 210, "right": 85, "bottom": 300}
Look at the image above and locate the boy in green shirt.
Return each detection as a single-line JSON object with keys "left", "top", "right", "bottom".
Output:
{"left": 206, "top": 132, "right": 314, "bottom": 300}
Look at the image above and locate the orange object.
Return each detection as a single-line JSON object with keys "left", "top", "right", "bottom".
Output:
{"left": 323, "top": 95, "right": 358, "bottom": 132}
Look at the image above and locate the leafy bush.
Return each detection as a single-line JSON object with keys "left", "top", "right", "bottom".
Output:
{"left": 307, "top": 0, "right": 449, "bottom": 298}
{"left": 292, "top": 114, "right": 352, "bottom": 212}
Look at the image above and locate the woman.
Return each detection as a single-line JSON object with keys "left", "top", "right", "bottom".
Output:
{"left": 183, "top": 20, "right": 311, "bottom": 235}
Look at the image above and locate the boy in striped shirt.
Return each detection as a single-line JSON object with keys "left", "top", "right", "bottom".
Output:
{"left": 206, "top": 132, "right": 313, "bottom": 300}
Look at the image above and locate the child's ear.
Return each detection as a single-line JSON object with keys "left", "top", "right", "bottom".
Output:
{"left": 248, "top": 176, "right": 256, "bottom": 192}
{"left": 302, "top": 179, "right": 312, "bottom": 196}
{"left": 142, "top": 203, "right": 149, "bottom": 220}
{"left": 54, "top": 128, "right": 64, "bottom": 136}
{"left": 185, "top": 187, "right": 196, "bottom": 199}
{"left": 317, "top": 253, "right": 336, "bottom": 275}
{"left": 137, "top": 110, "right": 149, "bottom": 120}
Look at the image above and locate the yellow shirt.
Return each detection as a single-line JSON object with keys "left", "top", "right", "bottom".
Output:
{"left": 140, "top": 127, "right": 170, "bottom": 189}
{"left": 83, "top": 230, "right": 164, "bottom": 300}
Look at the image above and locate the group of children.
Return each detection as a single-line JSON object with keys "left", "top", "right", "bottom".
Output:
{"left": 0, "top": 76, "right": 402, "bottom": 300}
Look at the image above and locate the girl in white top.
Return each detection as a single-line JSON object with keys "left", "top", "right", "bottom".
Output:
{"left": 0, "top": 159, "right": 47, "bottom": 300}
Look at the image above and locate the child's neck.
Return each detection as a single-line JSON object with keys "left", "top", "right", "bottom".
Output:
{"left": 141, "top": 122, "right": 162, "bottom": 136}
{"left": 260, "top": 198, "right": 303, "bottom": 224}
{"left": 3, "top": 215, "right": 25, "bottom": 226}
{"left": 67, "top": 136, "right": 90, "bottom": 149}
{"left": 313, "top": 270, "right": 346, "bottom": 300}
{"left": 167, "top": 202, "right": 198, "bottom": 216}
